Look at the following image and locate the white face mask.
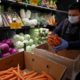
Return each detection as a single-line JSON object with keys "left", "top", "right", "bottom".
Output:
{"left": 68, "top": 16, "right": 80, "bottom": 24}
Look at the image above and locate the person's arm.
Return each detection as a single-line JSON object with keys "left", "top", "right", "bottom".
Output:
{"left": 54, "top": 39, "right": 80, "bottom": 52}
{"left": 52, "top": 20, "right": 64, "bottom": 35}
{"left": 68, "top": 40, "right": 80, "bottom": 49}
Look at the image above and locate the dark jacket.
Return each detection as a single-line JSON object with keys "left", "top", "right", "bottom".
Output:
{"left": 53, "top": 19, "right": 80, "bottom": 50}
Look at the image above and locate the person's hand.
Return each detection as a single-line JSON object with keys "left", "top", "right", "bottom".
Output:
{"left": 53, "top": 38, "right": 68, "bottom": 52}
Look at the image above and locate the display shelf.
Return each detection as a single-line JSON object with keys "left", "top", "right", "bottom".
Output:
{"left": 0, "top": 27, "right": 10, "bottom": 30}
{"left": 1, "top": 0, "right": 68, "bottom": 14}
{"left": 0, "top": 25, "right": 30, "bottom": 28}
{"left": 1, "top": 0, "right": 27, "bottom": 9}
{"left": 27, "top": 4, "right": 68, "bottom": 14}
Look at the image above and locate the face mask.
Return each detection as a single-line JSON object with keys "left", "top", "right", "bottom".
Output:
{"left": 68, "top": 16, "right": 80, "bottom": 24}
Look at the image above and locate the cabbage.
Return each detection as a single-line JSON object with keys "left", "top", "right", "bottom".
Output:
{"left": 24, "top": 34, "right": 30, "bottom": 40}
{"left": 28, "top": 39, "right": 33, "bottom": 45}
{"left": 31, "top": 44, "right": 36, "bottom": 49}
{"left": 23, "top": 40, "right": 28, "bottom": 44}
{"left": 13, "top": 34, "right": 21, "bottom": 42}
{"left": 18, "top": 48, "right": 24, "bottom": 52}
{"left": 19, "top": 33, "right": 24, "bottom": 36}
{"left": 26, "top": 46, "right": 32, "bottom": 52}
{"left": 19, "top": 36, "right": 24, "bottom": 42}
{"left": 15, "top": 41, "right": 24, "bottom": 49}
{"left": 13, "top": 34, "right": 24, "bottom": 42}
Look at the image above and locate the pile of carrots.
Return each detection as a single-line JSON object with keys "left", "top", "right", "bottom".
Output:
{"left": 0, "top": 64, "right": 55, "bottom": 80}
{"left": 48, "top": 34, "right": 61, "bottom": 47}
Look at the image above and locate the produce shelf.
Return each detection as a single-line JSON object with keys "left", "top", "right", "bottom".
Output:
{"left": 1, "top": 0, "right": 68, "bottom": 14}
{"left": 0, "top": 27, "right": 10, "bottom": 30}
{"left": 0, "top": 26, "right": 30, "bottom": 31}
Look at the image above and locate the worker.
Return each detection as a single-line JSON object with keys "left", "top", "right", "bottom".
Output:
{"left": 52, "top": 2, "right": 80, "bottom": 51}
{"left": 56, "top": 0, "right": 76, "bottom": 23}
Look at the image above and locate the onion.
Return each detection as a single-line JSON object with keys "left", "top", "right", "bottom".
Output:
{"left": 2, "top": 53, "right": 10, "bottom": 58}
{"left": 0, "top": 43, "right": 9, "bottom": 53}
{"left": 2, "top": 39, "right": 13, "bottom": 47}
{"left": 9, "top": 48, "right": 17, "bottom": 54}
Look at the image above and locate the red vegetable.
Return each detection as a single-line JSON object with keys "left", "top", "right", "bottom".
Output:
{"left": 0, "top": 43, "right": 9, "bottom": 53}
{"left": 2, "top": 53, "right": 10, "bottom": 57}
{"left": 9, "top": 48, "right": 17, "bottom": 54}
{"left": 2, "top": 39, "right": 13, "bottom": 47}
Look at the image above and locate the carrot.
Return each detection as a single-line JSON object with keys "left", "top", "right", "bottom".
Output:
{"left": 30, "top": 78, "right": 48, "bottom": 80}
{"left": 24, "top": 71, "right": 35, "bottom": 77}
{"left": 42, "top": 71, "right": 54, "bottom": 80}
{"left": 36, "top": 78, "right": 48, "bottom": 80}
{"left": 17, "top": 64, "right": 20, "bottom": 73}
{"left": 0, "top": 75, "right": 7, "bottom": 78}
{"left": 31, "top": 74, "right": 46, "bottom": 79}
{"left": 0, "top": 74, "right": 15, "bottom": 80}
{"left": 12, "top": 70, "right": 24, "bottom": 80}
{"left": 17, "top": 64, "right": 21, "bottom": 80}
{"left": 9, "top": 77, "right": 17, "bottom": 80}
{"left": 0, "top": 67, "right": 13, "bottom": 76}
{"left": 25, "top": 72, "right": 38, "bottom": 79}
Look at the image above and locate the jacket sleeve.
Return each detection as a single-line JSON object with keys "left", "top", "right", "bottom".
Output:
{"left": 68, "top": 40, "right": 80, "bottom": 49}
{"left": 52, "top": 20, "right": 63, "bottom": 35}
{"left": 68, "top": 30, "right": 80, "bottom": 49}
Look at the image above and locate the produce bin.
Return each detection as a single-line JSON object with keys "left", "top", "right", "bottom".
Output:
{"left": 0, "top": 52, "right": 66, "bottom": 80}
{"left": 36, "top": 43, "right": 80, "bottom": 80}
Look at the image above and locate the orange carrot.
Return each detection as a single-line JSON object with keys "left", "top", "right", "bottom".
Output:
{"left": 31, "top": 74, "right": 46, "bottom": 79}
{"left": 0, "top": 67, "right": 13, "bottom": 76}
{"left": 0, "top": 74, "right": 15, "bottom": 80}
{"left": 17, "top": 64, "right": 21, "bottom": 80}
{"left": 17, "top": 64, "right": 20, "bottom": 73}
{"left": 9, "top": 77, "right": 17, "bottom": 80}
{"left": 42, "top": 71, "right": 54, "bottom": 80}
{"left": 24, "top": 71, "right": 35, "bottom": 77}
{"left": 30, "top": 78, "right": 48, "bottom": 80}
{"left": 25, "top": 72, "right": 38, "bottom": 79}
{"left": 36, "top": 78, "right": 48, "bottom": 80}
{"left": 12, "top": 70, "right": 24, "bottom": 80}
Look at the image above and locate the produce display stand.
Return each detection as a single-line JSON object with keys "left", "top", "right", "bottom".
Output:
{"left": 0, "top": 0, "right": 68, "bottom": 31}
{"left": 36, "top": 43, "right": 80, "bottom": 80}
{"left": 0, "top": 51, "right": 66, "bottom": 80}
{"left": 1, "top": 0, "right": 68, "bottom": 13}
{"left": 0, "top": 0, "right": 68, "bottom": 40}
{"left": 0, "top": 0, "right": 77, "bottom": 80}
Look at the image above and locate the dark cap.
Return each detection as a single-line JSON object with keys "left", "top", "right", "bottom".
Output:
{"left": 69, "top": 2, "right": 80, "bottom": 11}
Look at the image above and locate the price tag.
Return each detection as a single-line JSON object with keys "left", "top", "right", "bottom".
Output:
{"left": 9, "top": 22, "right": 22, "bottom": 29}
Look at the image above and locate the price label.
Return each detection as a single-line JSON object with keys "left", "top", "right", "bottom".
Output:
{"left": 9, "top": 22, "right": 22, "bottom": 29}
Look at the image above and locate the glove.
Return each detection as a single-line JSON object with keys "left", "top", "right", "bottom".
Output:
{"left": 54, "top": 38, "right": 68, "bottom": 52}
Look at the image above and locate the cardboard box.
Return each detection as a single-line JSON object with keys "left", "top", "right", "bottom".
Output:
{"left": 24, "top": 52, "right": 66, "bottom": 80}
{"left": 0, "top": 52, "right": 66, "bottom": 80}
{"left": 0, "top": 52, "right": 25, "bottom": 71}
{"left": 36, "top": 43, "right": 80, "bottom": 80}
